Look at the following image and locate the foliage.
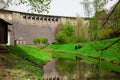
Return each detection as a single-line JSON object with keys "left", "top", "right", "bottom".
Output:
{"left": 98, "top": 28, "right": 113, "bottom": 39}
{"left": 98, "top": 1, "right": 120, "bottom": 39}
{"left": 89, "top": 16, "right": 101, "bottom": 41}
{"left": 93, "top": 0, "right": 107, "bottom": 15}
{"left": 82, "top": 0, "right": 120, "bottom": 40}
{"left": 115, "top": 2, "right": 120, "bottom": 30}
{"left": 81, "top": 0, "right": 117, "bottom": 40}
{"left": 42, "top": 38, "right": 48, "bottom": 44}
{"left": 33, "top": 38, "right": 41, "bottom": 44}
{"left": 81, "top": 0, "right": 110, "bottom": 17}
{"left": 33, "top": 37, "right": 48, "bottom": 45}
{"left": 55, "top": 23, "right": 64, "bottom": 35}
{"left": 80, "top": 0, "right": 92, "bottom": 17}
{"left": 55, "top": 19, "right": 74, "bottom": 44}
{"left": 0, "top": 0, "right": 51, "bottom": 14}
{"left": 52, "top": 41, "right": 59, "bottom": 45}
{"left": 63, "top": 20, "right": 74, "bottom": 36}
{"left": 46, "top": 38, "right": 120, "bottom": 63}
{"left": 74, "top": 16, "right": 89, "bottom": 42}
{"left": 55, "top": 31, "right": 68, "bottom": 44}
{"left": 45, "top": 38, "right": 120, "bottom": 72}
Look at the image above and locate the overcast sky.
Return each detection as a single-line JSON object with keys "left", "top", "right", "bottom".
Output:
{"left": 8, "top": 0, "right": 118, "bottom": 17}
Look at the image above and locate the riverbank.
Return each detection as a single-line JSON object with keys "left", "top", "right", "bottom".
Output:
{"left": 0, "top": 53, "right": 43, "bottom": 80}
{"left": 44, "top": 38, "right": 120, "bottom": 72}
{"left": 1, "top": 38, "right": 119, "bottom": 79}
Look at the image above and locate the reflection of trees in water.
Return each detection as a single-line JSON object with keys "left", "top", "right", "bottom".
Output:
{"left": 56, "top": 58, "right": 76, "bottom": 80}
{"left": 76, "top": 57, "right": 83, "bottom": 80}
{"left": 76, "top": 57, "right": 91, "bottom": 80}
{"left": 90, "top": 64, "right": 101, "bottom": 80}
{"left": 76, "top": 57, "right": 101, "bottom": 80}
{"left": 56, "top": 57, "right": 120, "bottom": 80}
{"left": 56, "top": 58, "right": 98, "bottom": 80}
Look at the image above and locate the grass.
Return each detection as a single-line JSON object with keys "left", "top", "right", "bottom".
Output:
{"left": 75, "top": 38, "right": 120, "bottom": 59}
{"left": 79, "top": 55, "right": 120, "bottom": 72}
{"left": 52, "top": 52, "right": 76, "bottom": 60}
{"left": 44, "top": 38, "right": 120, "bottom": 72}
{"left": 0, "top": 53, "right": 43, "bottom": 80}
{"left": 46, "top": 44, "right": 76, "bottom": 51}
{"left": 45, "top": 38, "right": 120, "bottom": 62}
{"left": 5, "top": 38, "right": 120, "bottom": 73}
{"left": 7, "top": 45, "right": 52, "bottom": 64}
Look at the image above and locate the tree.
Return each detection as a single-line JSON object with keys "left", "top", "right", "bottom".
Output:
{"left": 55, "top": 31, "right": 68, "bottom": 44}
{"left": 0, "top": 0, "right": 51, "bottom": 14}
{"left": 55, "top": 23, "right": 64, "bottom": 35}
{"left": 55, "top": 19, "right": 74, "bottom": 44}
{"left": 80, "top": 0, "right": 112, "bottom": 17}
{"left": 63, "top": 20, "right": 74, "bottom": 36}
{"left": 81, "top": 0, "right": 112, "bottom": 41}
{"left": 80, "top": 0, "right": 92, "bottom": 17}
{"left": 93, "top": 0, "right": 108, "bottom": 16}
{"left": 80, "top": 0, "right": 103, "bottom": 41}
{"left": 74, "top": 16, "right": 89, "bottom": 42}
{"left": 97, "top": 1, "right": 120, "bottom": 39}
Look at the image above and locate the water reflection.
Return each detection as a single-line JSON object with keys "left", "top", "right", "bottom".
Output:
{"left": 43, "top": 58, "right": 120, "bottom": 80}
{"left": 56, "top": 58, "right": 120, "bottom": 80}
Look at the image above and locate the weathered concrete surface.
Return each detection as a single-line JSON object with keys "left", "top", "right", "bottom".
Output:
{"left": 0, "top": 10, "right": 77, "bottom": 45}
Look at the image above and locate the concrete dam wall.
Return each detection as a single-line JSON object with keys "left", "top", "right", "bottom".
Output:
{"left": 0, "top": 10, "right": 76, "bottom": 45}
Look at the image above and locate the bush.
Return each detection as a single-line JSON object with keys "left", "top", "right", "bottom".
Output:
{"left": 55, "top": 19, "right": 74, "bottom": 44}
{"left": 42, "top": 38, "right": 48, "bottom": 44}
{"left": 52, "top": 41, "right": 59, "bottom": 45}
{"left": 55, "top": 31, "right": 68, "bottom": 44}
{"left": 63, "top": 20, "right": 74, "bottom": 36}
{"left": 33, "top": 37, "right": 48, "bottom": 45}
{"left": 33, "top": 38, "right": 42, "bottom": 44}
{"left": 98, "top": 28, "right": 113, "bottom": 39}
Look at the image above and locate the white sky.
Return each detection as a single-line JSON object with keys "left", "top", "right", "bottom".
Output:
{"left": 8, "top": 0, "right": 118, "bottom": 17}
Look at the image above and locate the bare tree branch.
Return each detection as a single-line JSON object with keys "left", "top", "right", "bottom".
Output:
{"left": 101, "top": 0, "right": 120, "bottom": 28}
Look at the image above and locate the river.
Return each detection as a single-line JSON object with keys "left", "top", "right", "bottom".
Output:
{"left": 43, "top": 58, "right": 120, "bottom": 80}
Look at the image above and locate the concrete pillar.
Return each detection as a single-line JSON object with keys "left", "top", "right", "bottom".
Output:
{"left": 6, "top": 31, "right": 11, "bottom": 45}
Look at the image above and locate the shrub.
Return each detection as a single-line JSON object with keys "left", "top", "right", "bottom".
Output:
{"left": 55, "top": 31, "right": 68, "bottom": 44}
{"left": 33, "top": 38, "right": 42, "bottom": 44}
{"left": 63, "top": 20, "right": 74, "bottom": 36}
{"left": 42, "top": 38, "right": 48, "bottom": 44}
{"left": 52, "top": 41, "right": 59, "bottom": 45}
{"left": 33, "top": 38, "right": 38, "bottom": 44}
{"left": 55, "top": 19, "right": 74, "bottom": 44}
{"left": 33, "top": 37, "right": 48, "bottom": 45}
{"left": 98, "top": 28, "right": 113, "bottom": 39}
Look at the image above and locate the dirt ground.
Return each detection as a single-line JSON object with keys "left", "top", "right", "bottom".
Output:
{"left": 0, "top": 53, "right": 42, "bottom": 80}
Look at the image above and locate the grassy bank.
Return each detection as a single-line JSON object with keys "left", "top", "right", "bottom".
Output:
{"left": 0, "top": 53, "right": 43, "bottom": 80}
{"left": 6, "top": 38, "right": 120, "bottom": 73}
{"left": 45, "top": 38, "right": 120, "bottom": 72}
{"left": 7, "top": 45, "right": 52, "bottom": 64}
{"left": 45, "top": 38, "right": 120, "bottom": 62}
